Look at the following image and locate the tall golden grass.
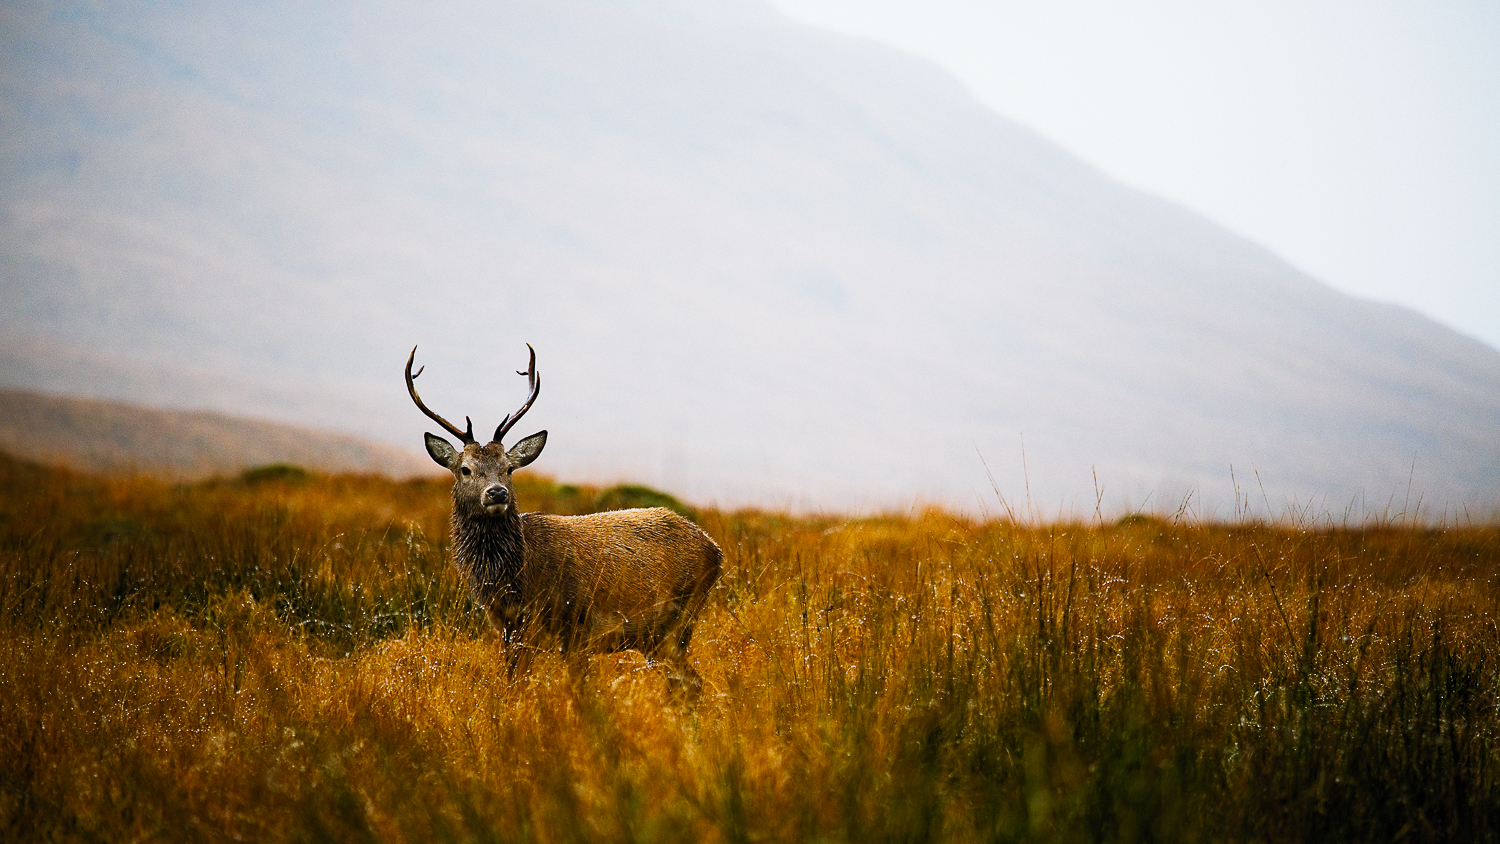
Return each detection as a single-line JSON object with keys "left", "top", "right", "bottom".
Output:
{"left": 1, "top": 451, "right": 1497, "bottom": 842}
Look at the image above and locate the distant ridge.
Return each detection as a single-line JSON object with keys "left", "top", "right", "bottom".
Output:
{"left": 0, "top": 390, "right": 435, "bottom": 480}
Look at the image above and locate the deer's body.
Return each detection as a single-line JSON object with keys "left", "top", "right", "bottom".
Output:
{"left": 454, "top": 501, "right": 721, "bottom": 674}
{"left": 407, "top": 346, "right": 722, "bottom": 696}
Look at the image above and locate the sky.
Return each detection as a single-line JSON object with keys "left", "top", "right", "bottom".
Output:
{"left": 769, "top": 0, "right": 1500, "bottom": 352}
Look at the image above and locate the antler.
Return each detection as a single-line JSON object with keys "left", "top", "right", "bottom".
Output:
{"left": 492, "top": 343, "right": 541, "bottom": 445}
{"left": 405, "top": 346, "right": 475, "bottom": 444}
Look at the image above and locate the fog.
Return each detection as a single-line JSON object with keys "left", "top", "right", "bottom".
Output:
{"left": 3, "top": 0, "right": 1498, "bottom": 518}
{"left": 772, "top": 0, "right": 1500, "bottom": 353}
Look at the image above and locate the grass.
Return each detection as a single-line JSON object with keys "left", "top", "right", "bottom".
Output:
{"left": 1, "top": 451, "right": 1497, "bottom": 842}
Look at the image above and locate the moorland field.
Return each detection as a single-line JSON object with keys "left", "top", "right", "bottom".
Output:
{"left": 1, "top": 452, "right": 1497, "bottom": 842}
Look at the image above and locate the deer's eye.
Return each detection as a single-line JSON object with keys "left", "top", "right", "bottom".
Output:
{"left": 460, "top": 466, "right": 472, "bottom": 476}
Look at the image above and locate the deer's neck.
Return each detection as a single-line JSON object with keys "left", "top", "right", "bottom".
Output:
{"left": 451, "top": 508, "right": 526, "bottom": 601}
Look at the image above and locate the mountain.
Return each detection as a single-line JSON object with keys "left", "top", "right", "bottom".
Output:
{"left": 0, "top": 389, "right": 435, "bottom": 479}
{"left": 3, "top": 0, "right": 1498, "bottom": 518}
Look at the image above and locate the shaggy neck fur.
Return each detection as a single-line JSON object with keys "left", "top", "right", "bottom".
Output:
{"left": 450, "top": 504, "right": 526, "bottom": 607}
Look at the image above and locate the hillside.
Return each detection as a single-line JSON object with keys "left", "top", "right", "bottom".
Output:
{"left": 0, "top": 389, "right": 434, "bottom": 479}
{"left": 2, "top": 0, "right": 1498, "bottom": 515}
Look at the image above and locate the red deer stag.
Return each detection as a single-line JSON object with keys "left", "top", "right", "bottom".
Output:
{"left": 406, "top": 345, "right": 722, "bottom": 697}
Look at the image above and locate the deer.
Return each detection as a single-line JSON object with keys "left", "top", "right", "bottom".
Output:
{"left": 405, "top": 344, "right": 723, "bottom": 698}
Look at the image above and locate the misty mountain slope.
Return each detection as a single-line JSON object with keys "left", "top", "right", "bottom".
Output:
{"left": 0, "top": 389, "right": 434, "bottom": 479}
{"left": 3, "top": 0, "right": 1497, "bottom": 515}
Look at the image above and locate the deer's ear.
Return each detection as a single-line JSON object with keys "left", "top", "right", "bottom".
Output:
{"left": 425, "top": 433, "right": 460, "bottom": 471}
{"left": 508, "top": 430, "right": 547, "bottom": 468}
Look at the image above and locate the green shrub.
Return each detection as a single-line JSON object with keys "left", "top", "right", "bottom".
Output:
{"left": 593, "top": 483, "right": 698, "bottom": 521}
{"left": 240, "top": 463, "right": 310, "bottom": 485}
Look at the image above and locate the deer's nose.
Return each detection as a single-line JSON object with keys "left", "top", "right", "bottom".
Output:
{"left": 483, "top": 485, "right": 510, "bottom": 507}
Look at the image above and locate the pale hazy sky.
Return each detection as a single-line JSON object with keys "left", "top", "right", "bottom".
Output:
{"left": 770, "top": 0, "right": 1500, "bottom": 352}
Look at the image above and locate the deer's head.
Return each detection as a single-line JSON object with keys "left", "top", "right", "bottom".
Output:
{"left": 406, "top": 345, "right": 547, "bottom": 517}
